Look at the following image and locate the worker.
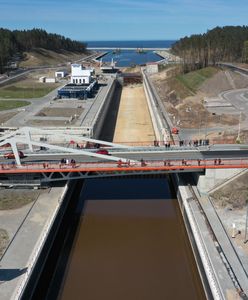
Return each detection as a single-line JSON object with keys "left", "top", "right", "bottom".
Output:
{"left": 117, "top": 159, "right": 122, "bottom": 167}
{"left": 141, "top": 158, "right": 146, "bottom": 167}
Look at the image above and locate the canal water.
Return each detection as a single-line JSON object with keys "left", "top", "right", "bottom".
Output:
{"left": 98, "top": 50, "right": 163, "bottom": 67}
{"left": 56, "top": 177, "right": 206, "bottom": 300}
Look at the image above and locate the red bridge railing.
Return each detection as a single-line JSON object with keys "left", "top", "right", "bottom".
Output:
{"left": 1, "top": 158, "right": 248, "bottom": 174}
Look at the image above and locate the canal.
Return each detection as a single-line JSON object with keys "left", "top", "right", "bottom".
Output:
{"left": 46, "top": 176, "right": 205, "bottom": 300}
{"left": 33, "top": 74, "right": 206, "bottom": 300}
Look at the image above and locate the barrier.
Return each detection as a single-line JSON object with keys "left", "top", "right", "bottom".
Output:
{"left": 174, "top": 175, "right": 225, "bottom": 299}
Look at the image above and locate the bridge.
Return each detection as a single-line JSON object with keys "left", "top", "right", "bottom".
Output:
{"left": 87, "top": 47, "right": 170, "bottom": 51}
{"left": 0, "top": 127, "right": 248, "bottom": 182}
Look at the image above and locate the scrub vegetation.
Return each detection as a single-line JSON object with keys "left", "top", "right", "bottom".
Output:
{"left": 0, "top": 228, "right": 9, "bottom": 256}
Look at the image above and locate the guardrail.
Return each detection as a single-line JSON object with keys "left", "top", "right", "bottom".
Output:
{"left": 1, "top": 158, "right": 248, "bottom": 175}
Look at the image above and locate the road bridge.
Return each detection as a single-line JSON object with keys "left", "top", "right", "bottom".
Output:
{"left": 0, "top": 127, "right": 247, "bottom": 183}
{"left": 88, "top": 47, "right": 170, "bottom": 51}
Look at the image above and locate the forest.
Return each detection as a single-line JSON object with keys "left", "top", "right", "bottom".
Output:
{"left": 172, "top": 26, "right": 248, "bottom": 72}
{"left": 0, "top": 28, "right": 87, "bottom": 73}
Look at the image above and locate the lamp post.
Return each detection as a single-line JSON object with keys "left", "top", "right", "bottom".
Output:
{"left": 244, "top": 200, "right": 248, "bottom": 243}
{"left": 204, "top": 112, "right": 208, "bottom": 140}
{"left": 237, "top": 111, "right": 242, "bottom": 143}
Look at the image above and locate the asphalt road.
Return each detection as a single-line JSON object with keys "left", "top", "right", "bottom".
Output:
{"left": 221, "top": 88, "right": 248, "bottom": 117}
{"left": 1, "top": 147, "right": 248, "bottom": 164}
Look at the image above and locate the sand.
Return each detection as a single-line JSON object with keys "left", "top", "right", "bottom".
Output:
{"left": 113, "top": 84, "right": 155, "bottom": 145}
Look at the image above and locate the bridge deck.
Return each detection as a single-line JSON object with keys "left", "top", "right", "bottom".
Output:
{"left": 1, "top": 158, "right": 247, "bottom": 174}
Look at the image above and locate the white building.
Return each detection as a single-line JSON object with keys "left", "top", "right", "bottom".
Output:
{"left": 146, "top": 63, "right": 159, "bottom": 74}
{"left": 70, "top": 64, "right": 94, "bottom": 85}
{"left": 55, "top": 70, "right": 68, "bottom": 78}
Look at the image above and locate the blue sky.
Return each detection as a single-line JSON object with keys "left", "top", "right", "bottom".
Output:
{"left": 0, "top": 0, "right": 247, "bottom": 41}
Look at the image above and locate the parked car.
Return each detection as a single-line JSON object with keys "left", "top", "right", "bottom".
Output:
{"left": 4, "top": 151, "right": 24, "bottom": 159}
{"left": 96, "top": 149, "right": 110, "bottom": 155}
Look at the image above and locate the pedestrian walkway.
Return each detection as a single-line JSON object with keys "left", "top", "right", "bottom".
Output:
{"left": 0, "top": 185, "right": 66, "bottom": 300}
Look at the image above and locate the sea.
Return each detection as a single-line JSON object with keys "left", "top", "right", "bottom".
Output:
{"left": 86, "top": 40, "right": 176, "bottom": 67}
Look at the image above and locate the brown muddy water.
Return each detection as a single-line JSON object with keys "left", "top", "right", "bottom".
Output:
{"left": 57, "top": 177, "right": 206, "bottom": 300}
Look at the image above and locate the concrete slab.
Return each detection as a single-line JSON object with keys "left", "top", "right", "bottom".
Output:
{"left": 0, "top": 186, "right": 66, "bottom": 300}
{"left": 197, "top": 193, "right": 248, "bottom": 296}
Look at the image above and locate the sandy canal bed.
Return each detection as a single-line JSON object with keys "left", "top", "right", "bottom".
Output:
{"left": 113, "top": 84, "right": 155, "bottom": 145}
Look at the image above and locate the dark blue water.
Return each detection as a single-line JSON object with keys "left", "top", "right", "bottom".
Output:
{"left": 86, "top": 40, "right": 176, "bottom": 48}
{"left": 87, "top": 40, "right": 176, "bottom": 67}
{"left": 98, "top": 50, "right": 163, "bottom": 67}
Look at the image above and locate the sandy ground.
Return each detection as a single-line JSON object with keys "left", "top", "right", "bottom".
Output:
{"left": 36, "top": 107, "right": 84, "bottom": 117}
{"left": 0, "top": 111, "right": 19, "bottom": 124}
{"left": 113, "top": 84, "right": 155, "bottom": 145}
{"left": 150, "top": 67, "right": 248, "bottom": 144}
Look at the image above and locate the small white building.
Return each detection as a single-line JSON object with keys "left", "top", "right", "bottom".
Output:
{"left": 70, "top": 64, "right": 94, "bottom": 85}
{"left": 146, "top": 63, "right": 159, "bottom": 74}
{"left": 45, "top": 77, "right": 57, "bottom": 83}
{"left": 55, "top": 70, "right": 68, "bottom": 78}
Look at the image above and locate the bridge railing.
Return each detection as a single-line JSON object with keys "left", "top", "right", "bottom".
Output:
{"left": 0, "top": 158, "right": 248, "bottom": 173}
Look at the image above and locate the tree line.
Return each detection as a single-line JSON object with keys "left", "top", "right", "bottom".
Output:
{"left": 0, "top": 28, "right": 87, "bottom": 73}
{"left": 171, "top": 26, "right": 248, "bottom": 72}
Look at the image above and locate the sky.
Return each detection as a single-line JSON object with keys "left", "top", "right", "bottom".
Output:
{"left": 0, "top": 0, "right": 247, "bottom": 41}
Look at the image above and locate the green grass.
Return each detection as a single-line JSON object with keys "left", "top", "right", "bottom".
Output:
{"left": 0, "top": 85, "right": 58, "bottom": 99}
{"left": 0, "top": 100, "right": 30, "bottom": 111}
{"left": 176, "top": 67, "right": 219, "bottom": 93}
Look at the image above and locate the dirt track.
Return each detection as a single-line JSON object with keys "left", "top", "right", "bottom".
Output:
{"left": 113, "top": 84, "right": 155, "bottom": 145}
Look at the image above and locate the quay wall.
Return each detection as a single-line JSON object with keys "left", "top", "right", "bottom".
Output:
{"left": 92, "top": 78, "right": 116, "bottom": 139}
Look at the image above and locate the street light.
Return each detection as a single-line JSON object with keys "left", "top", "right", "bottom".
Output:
{"left": 237, "top": 111, "right": 242, "bottom": 143}
{"left": 244, "top": 200, "right": 248, "bottom": 243}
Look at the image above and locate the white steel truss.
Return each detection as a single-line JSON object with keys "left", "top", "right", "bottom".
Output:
{"left": 0, "top": 127, "right": 133, "bottom": 165}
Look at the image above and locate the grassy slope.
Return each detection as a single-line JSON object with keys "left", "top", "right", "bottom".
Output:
{"left": 0, "top": 100, "right": 30, "bottom": 110}
{"left": 0, "top": 84, "right": 58, "bottom": 99}
{"left": 176, "top": 67, "right": 219, "bottom": 95}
